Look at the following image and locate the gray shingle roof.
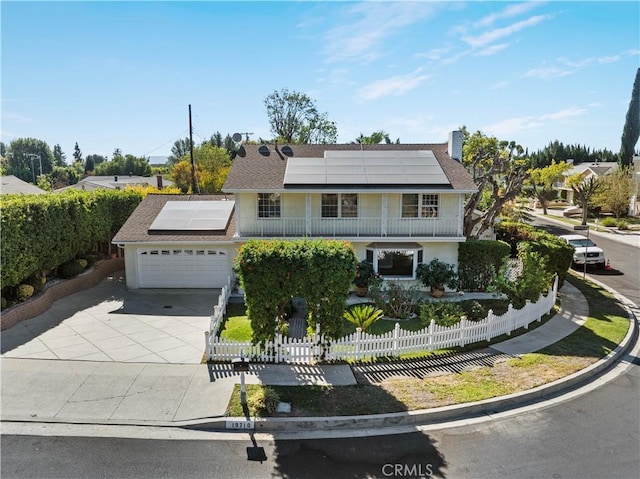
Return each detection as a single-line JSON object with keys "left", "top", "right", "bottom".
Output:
{"left": 223, "top": 143, "right": 477, "bottom": 192}
{"left": 112, "top": 194, "right": 235, "bottom": 243}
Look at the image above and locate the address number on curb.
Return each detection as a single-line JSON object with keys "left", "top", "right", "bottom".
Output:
{"left": 226, "top": 419, "right": 254, "bottom": 430}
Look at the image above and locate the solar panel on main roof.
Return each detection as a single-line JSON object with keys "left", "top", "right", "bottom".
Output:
{"left": 148, "top": 200, "right": 234, "bottom": 232}
{"left": 283, "top": 150, "right": 449, "bottom": 186}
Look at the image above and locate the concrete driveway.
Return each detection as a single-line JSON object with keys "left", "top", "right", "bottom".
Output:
{"left": 1, "top": 273, "right": 219, "bottom": 364}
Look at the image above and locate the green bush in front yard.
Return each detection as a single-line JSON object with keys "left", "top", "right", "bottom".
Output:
{"left": 58, "top": 259, "right": 85, "bottom": 279}
{"left": 457, "top": 240, "right": 510, "bottom": 291}
{"left": 15, "top": 284, "right": 35, "bottom": 302}
{"left": 420, "top": 302, "right": 466, "bottom": 327}
{"left": 247, "top": 386, "right": 280, "bottom": 417}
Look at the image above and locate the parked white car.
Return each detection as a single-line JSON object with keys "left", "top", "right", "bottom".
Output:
{"left": 558, "top": 234, "right": 606, "bottom": 269}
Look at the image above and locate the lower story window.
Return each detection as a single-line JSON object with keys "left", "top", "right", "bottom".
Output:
{"left": 366, "top": 248, "right": 423, "bottom": 278}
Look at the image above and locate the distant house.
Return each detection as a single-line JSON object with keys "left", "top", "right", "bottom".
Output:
{"left": 56, "top": 175, "right": 173, "bottom": 192}
{"left": 556, "top": 160, "right": 618, "bottom": 205}
{"left": 0, "top": 175, "right": 48, "bottom": 195}
{"left": 112, "top": 131, "right": 479, "bottom": 290}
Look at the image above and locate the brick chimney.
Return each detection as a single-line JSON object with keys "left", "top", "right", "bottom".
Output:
{"left": 448, "top": 130, "right": 463, "bottom": 162}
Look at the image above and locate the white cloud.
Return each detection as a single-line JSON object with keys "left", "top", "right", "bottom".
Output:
{"left": 357, "top": 69, "right": 432, "bottom": 101}
{"left": 491, "top": 80, "right": 510, "bottom": 90}
{"left": 474, "top": 43, "right": 509, "bottom": 56}
{"left": 463, "top": 14, "right": 552, "bottom": 48}
{"left": 323, "top": 2, "right": 440, "bottom": 63}
{"left": 415, "top": 46, "right": 453, "bottom": 61}
{"left": 473, "top": 1, "right": 544, "bottom": 29}
{"left": 484, "top": 107, "right": 588, "bottom": 137}
{"left": 523, "top": 67, "right": 573, "bottom": 79}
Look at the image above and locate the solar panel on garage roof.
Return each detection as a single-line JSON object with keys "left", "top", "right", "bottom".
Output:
{"left": 148, "top": 200, "right": 234, "bottom": 232}
{"left": 283, "top": 150, "right": 449, "bottom": 186}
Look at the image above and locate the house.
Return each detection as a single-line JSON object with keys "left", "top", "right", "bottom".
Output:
{"left": 112, "top": 131, "right": 478, "bottom": 289}
{"left": 0, "top": 175, "right": 48, "bottom": 195}
{"left": 556, "top": 160, "right": 618, "bottom": 205}
{"left": 56, "top": 174, "right": 172, "bottom": 192}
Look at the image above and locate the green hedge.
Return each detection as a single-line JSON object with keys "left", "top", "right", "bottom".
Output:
{"left": 235, "top": 239, "right": 358, "bottom": 343}
{"left": 458, "top": 240, "right": 510, "bottom": 291}
{"left": 0, "top": 189, "right": 142, "bottom": 290}
{"left": 495, "top": 221, "right": 573, "bottom": 288}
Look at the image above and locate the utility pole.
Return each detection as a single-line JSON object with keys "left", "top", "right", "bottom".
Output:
{"left": 189, "top": 104, "right": 196, "bottom": 194}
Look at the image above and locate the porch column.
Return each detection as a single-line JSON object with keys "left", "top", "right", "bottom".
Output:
{"left": 305, "top": 194, "right": 312, "bottom": 236}
{"left": 381, "top": 193, "right": 387, "bottom": 236}
{"left": 234, "top": 195, "right": 241, "bottom": 237}
{"left": 457, "top": 194, "right": 464, "bottom": 236}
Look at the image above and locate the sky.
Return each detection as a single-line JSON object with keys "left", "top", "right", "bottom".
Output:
{"left": 2, "top": 1, "right": 639, "bottom": 161}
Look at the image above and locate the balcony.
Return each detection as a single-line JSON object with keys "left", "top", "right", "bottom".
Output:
{"left": 236, "top": 216, "right": 463, "bottom": 238}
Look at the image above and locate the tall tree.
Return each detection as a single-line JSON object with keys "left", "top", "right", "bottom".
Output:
{"left": 264, "top": 88, "right": 337, "bottom": 144}
{"left": 208, "top": 132, "right": 239, "bottom": 159}
{"left": 85, "top": 154, "right": 107, "bottom": 166}
{"left": 619, "top": 67, "right": 640, "bottom": 167}
{"left": 93, "top": 154, "right": 151, "bottom": 176}
{"left": 567, "top": 175, "right": 601, "bottom": 225}
{"left": 1, "top": 142, "right": 7, "bottom": 157}
{"left": 73, "top": 142, "right": 83, "bottom": 164}
{"left": 167, "top": 138, "right": 192, "bottom": 165}
{"left": 5, "top": 138, "right": 54, "bottom": 182}
{"left": 526, "top": 160, "right": 572, "bottom": 215}
{"left": 52, "top": 144, "right": 66, "bottom": 166}
{"left": 462, "top": 130, "right": 529, "bottom": 238}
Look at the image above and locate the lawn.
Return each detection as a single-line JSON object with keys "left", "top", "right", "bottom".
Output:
{"left": 218, "top": 297, "right": 511, "bottom": 340}
{"left": 225, "top": 274, "right": 630, "bottom": 417}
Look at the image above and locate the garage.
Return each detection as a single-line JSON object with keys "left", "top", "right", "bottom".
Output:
{"left": 137, "top": 248, "right": 230, "bottom": 288}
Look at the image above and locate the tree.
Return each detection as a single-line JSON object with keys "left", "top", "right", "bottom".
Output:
{"left": 167, "top": 138, "right": 192, "bottom": 165}
{"left": 170, "top": 143, "right": 231, "bottom": 193}
{"left": 351, "top": 130, "right": 399, "bottom": 145}
{"left": 462, "top": 130, "right": 529, "bottom": 238}
{"left": 619, "top": 67, "right": 640, "bottom": 167}
{"left": 52, "top": 144, "right": 66, "bottom": 166}
{"left": 593, "top": 166, "right": 633, "bottom": 218}
{"left": 526, "top": 160, "right": 572, "bottom": 214}
{"left": 567, "top": 175, "right": 601, "bottom": 225}
{"left": 0, "top": 142, "right": 6, "bottom": 157}
{"left": 93, "top": 154, "right": 151, "bottom": 177}
{"left": 86, "top": 154, "right": 107, "bottom": 166}
{"left": 264, "top": 88, "right": 337, "bottom": 144}
{"left": 73, "top": 142, "right": 83, "bottom": 164}
{"left": 208, "top": 132, "right": 239, "bottom": 159}
{"left": 5, "top": 138, "right": 54, "bottom": 183}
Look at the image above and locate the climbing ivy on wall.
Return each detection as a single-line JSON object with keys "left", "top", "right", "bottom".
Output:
{"left": 234, "top": 239, "right": 358, "bottom": 344}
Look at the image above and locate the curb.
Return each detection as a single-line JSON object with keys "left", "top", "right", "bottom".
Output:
{"left": 197, "top": 275, "right": 638, "bottom": 433}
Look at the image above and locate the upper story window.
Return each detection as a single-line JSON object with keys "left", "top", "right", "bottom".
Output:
{"left": 402, "top": 194, "right": 439, "bottom": 218}
{"left": 321, "top": 193, "right": 358, "bottom": 218}
{"left": 258, "top": 193, "right": 281, "bottom": 218}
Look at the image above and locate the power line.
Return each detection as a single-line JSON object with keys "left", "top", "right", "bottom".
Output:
{"left": 142, "top": 129, "right": 189, "bottom": 157}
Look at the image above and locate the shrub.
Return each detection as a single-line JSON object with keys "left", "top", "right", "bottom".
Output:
{"left": 83, "top": 254, "right": 101, "bottom": 266}
{"left": 1, "top": 297, "right": 7, "bottom": 310}
{"left": 489, "top": 251, "right": 553, "bottom": 309}
{"left": 343, "top": 304, "right": 384, "bottom": 332}
{"left": 367, "top": 280, "right": 422, "bottom": 319}
{"left": 16, "top": 284, "right": 35, "bottom": 302}
{"left": 599, "top": 217, "right": 617, "bottom": 227}
{"left": 247, "top": 386, "right": 280, "bottom": 417}
{"left": 416, "top": 259, "right": 458, "bottom": 290}
{"left": 457, "top": 240, "right": 510, "bottom": 292}
{"left": 420, "top": 301, "right": 466, "bottom": 327}
{"left": 26, "top": 272, "right": 46, "bottom": 294}
{"left": 460, "top": 300, "right": 487, "bottom": 321}
{"left": 617, "top": 220, "right": 629, "bottom": 230}
{"left": 58, "top": 260, "right": 85, "bottom": 279}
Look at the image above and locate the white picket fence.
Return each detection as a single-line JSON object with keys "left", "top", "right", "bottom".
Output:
{"left": 205, "top": 276, "right": 558, "bottom": 363}
{"left": 207, "top": 275, "right": 232, "bottom": 338}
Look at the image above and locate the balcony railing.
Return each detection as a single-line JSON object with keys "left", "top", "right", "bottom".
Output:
{"left": 237, "top": 216, "right": 462, "bottom": 238}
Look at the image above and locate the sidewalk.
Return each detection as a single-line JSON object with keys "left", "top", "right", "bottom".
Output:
{"left": 2, "top": 280, "right": 629, "bottom": 431}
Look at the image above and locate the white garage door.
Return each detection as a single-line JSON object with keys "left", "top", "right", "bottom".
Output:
{"left": 137, "top": 248, "right": 230, "bottom": 288}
